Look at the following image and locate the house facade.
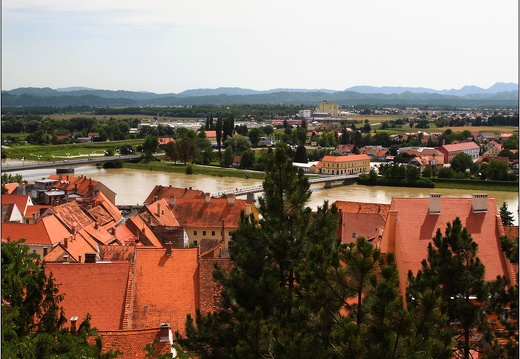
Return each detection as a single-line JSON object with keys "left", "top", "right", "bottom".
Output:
{"left": 320, "top": 154, "right": 370, "bottom": 175}
{"left": 438, "top": 142, "right": 481, "bottom": 163}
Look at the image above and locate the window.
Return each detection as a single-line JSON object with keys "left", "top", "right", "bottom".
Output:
{"left": 203, "top": 231, "right": 206, "bottom": 236}
{"left": 193, "top": 240, "right": 198, "bottom": 247}
{"left": 43, "top": 248, "right": 48, "bottom": 257}
{"left": 212, "top": 231, "right": 215, "bottom": 236}
{"left": 194, "top": 230, "right": 198, "bottom": 236}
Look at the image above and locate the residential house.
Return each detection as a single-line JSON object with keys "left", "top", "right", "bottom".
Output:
{"left": 1, "top": 202, "right": 23, "bottom": 223}
{"left": 476, "top": 132, "right": 497, "bottom": 142}
{"left": 379, "top": 194, "right": 515, "bottom": 298}
{"left": 1, "top": 194, "right": 34, "bottom": 220}
{"left": 320, "top": 154, "right": 370, "bottom": 175}
{"left": 438, "top": 142, "right": 481, "bottom": 163}
{"left": 143, "top": 185, "right": 205, "bottom": 205}
{"left": 44, "top": 245, "right": 231, "bottom": 357}
{"left": 483, "top": 141, "right": 503, "bottom": 157}
{"left": 136, "top": 199, "right": 187, "bottom": 248}
{"left": 48, "top": 174, "right": 117, "bottom": 204}
{"left": 170, "top": 193, "right": 257, "bottom": 250}
{"left": 409, "top": 154, "right": 445, "bottom": 172}
{"left": 2, "top": 215, "right": 71, "bottom": 257}
{"left": 336, "top": 144, "right": 355, "bottom": 155}
{"left": 499, "top": 133, "right": 514, "bottom": 143}
{"left": 332, "top": 201, "right": 390, "bottom": 246}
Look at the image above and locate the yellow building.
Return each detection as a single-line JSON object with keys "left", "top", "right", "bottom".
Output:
{"left": 316, "top": 100, "right": 338, "bottom": 118}
{"left": 320, "top": 154, "right": 370, "bottom": 175}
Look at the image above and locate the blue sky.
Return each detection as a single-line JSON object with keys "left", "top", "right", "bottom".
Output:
{"left": 2, "top": 0, "right": 518, "bottom": 94}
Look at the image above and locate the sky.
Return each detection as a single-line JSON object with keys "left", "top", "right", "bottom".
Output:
{"left": 2, "top": 0, "right": 518, "bottom": 94}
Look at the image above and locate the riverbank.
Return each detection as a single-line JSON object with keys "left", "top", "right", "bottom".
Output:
{"left": 122, "top": 161, "right": 266, "bottom": 180}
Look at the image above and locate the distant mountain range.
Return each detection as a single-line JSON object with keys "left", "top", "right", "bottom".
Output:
{"left": 1, "top": 83, "right": 518, "bottom": 108}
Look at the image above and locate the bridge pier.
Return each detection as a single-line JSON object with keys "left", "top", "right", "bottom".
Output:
{"left": 56, "top": 168, "right": 75, "bottom": 174}
{"left": 247, "top": 193, "right": 256, "bottom": 201}
{"left": 324, "top": 181, "right": 332, "bottom": 189}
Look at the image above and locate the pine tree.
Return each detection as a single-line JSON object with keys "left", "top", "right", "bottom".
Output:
{"left": 407, "top": 218, "right": 487, "bottom": 359}
{"left": 500, "top": 202, "right": 515, "bottom": 226}
{"left": 178, "top": 148, "right": 343, "bottom": 358}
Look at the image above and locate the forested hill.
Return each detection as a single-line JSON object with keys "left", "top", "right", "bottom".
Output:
{"left": 1, "top": 83, "right": 518, "bottom": 108}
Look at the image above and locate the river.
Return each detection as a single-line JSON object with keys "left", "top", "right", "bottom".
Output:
{"left": 10, "top": 164, "right": 519, "bottom": 225}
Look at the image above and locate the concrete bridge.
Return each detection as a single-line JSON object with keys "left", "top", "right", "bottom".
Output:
{"left": 212, "top": 173, "right": 362, "bottom": 201}
{"left": 1, "top": 155, "right": 141, "bottom": 173}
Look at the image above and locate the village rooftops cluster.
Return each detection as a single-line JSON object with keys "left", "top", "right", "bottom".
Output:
{"left": 2, "top": 172, "right": 518, "bottom": 358}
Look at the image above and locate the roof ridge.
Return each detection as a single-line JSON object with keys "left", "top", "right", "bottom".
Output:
{"left": 122, "top": 250, "right": 137, "bottom": 330}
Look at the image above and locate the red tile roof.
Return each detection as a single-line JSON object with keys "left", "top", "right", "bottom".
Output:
{"left": 144, "top": 186, "right": 205, "bottom": 205}
{"left": 129, "top": 248, "right": 199, "bottom": 335}
{"left": 1, "top": 194, "right": 32, "bottom": 215}
{"left": 95, "top": 327, "right": 175, "bottom": 359}
{"left": 142, "top": 199, "right": 180, "bottom": 227}
{"left": 24, "top": 205, "right": 51, "bottom": 221}
{"left": 2, "top": 183, "right": 20, "bottom": 194}
{"left": 50, "top": 201, "right": 94, "bottom": 231}
{"left": 322, "top": 154, "right": 370, "bottom": 162}
{"left": 332, "top": 201, "right": 390, "bottom": 220}
{"left": 45, "top": 262, "right": 131, "bottom": 331}
{"left": 171, "top": 197, "right": 254, "bottom": 228}
{"left": 126, "top": 215, "right": 163, "bottom": 247}
{"left": 339, "top": 212, "right": 386, "bottom": 243}
{"left": 1, "top": 215, "right": 70, "bottom": 246}
{"left": 440, "top": 142, "right": 480, "bottom": 152}
{"left": 380, "top": 196, "right": 509, "bottom": 296}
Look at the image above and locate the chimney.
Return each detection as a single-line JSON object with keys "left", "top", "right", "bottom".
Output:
{"left": 246, "top": 203, "right": 252, "bottom": 216}
{"left": 159, "top": 323, "right": 171, "bottom": 342}
{"left": 70, "top": 316, "right": 78, "bottom": 332}
{"left": 428, "top": 193, "right": 441, "bottom": 215}
{"left": 205, "top": 193, "right": 211, "bottom": 204}
{"left": 63, "top": 237, "right": 68, "bottom": 249}
{"left": 472, "top": 194, "right": 488, "bottom": 213}
{"left": 170, "top": 196, "right": 176, "bottom": 207}
{"left": 157, "top": 203, "right": 161, "bottom": 218}
{"left": 227, "top": 193, "right": 235, "bottom": 205}
{"left": 165, "top": 241, "right": 172, "bottom": 257}
{"left": 78, "top": 254, "right": 82, "bottom": 263}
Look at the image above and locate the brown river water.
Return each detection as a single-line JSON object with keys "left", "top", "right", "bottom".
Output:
{"left": 12, "top": 164, "right": 519, "bottom": 225}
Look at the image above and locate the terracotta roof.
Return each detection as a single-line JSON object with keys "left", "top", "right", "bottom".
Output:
{"left": 95, "top": 327, "right": 175, "bottom": 359}
{"left": 339, "top": 212, "right": 386, "bottom": 244}
{"left": 380, "top": 196, "right": 509, "bottom": 296}
{"left": 51, "top": 201, "right": 94, "bottom": 231}
{"left": 2, "top": 183, "right": 20, "bottom": 194}
{"left": 45, "top": 262, "right": 130, "bottom": 331}
{"left": 126, "top": 215, "right": 163, "bottom": 247}
{"left": 144, "top": 185, "right": 205, "bottom": 205}
{"left": 332, "top": 201, "right": 390, "bottom": 220}
{"left": 142, "top": 199, "right": 180, "bottom": 227}
{"left": 115, "top": 224, "right": 140, "bottom": 245}
{"left": 49, "top": 174, "right": 100, "bottom": 197}
{"left": 1, "top": 194, "right": 32, "bottom": 215}
{"left": 81, "top": 223, "right": 118, "bottom": 246}
{"left": 440, "top": 142, "right": 480, "bottom": 152}
{"left": 322, "top": 154, "right": 370, "bottom": 162}
{"left": 78, "top": 191, "right": 122, "bottom": 224}
{"left": 99, "top": 245, "right": 136, "bottom": 262}
{"left": 171, "top": 197, "right": 254, "bottom": 228}
{"left": 503, "top": 226, "right": 519, "bottom": 240}
{"left": 24, "top": 205, "right": 51, "bottom": 221}
{"left": 199, "top": 258, "right": 232, "bottom": 314}
{"left": 1, "top": 215, "right": 70, "bottom": 246}
{"left": 130, "top": 247, "right": 199, "bottom": 335}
